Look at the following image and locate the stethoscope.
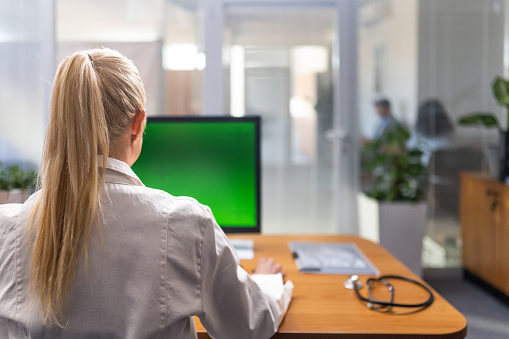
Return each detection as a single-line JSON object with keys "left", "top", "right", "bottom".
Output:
{"left": 344, "top": 274, "right": 434, "bottom": 311}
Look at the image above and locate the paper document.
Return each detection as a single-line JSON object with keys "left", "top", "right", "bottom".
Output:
{"left": 230, "top": 239, "right": 254, "bottom": 260}
{"left": 288, "top": 242, "right": 379, "bottom": 275}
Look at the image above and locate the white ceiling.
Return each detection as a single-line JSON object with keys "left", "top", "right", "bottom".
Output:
{"left": 5, "top": 0, "right": 385, "bottom": 45}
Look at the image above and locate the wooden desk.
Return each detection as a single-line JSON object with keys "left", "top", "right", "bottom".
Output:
{"left": 195, "top": 235, "right": 467, "bottom": 338}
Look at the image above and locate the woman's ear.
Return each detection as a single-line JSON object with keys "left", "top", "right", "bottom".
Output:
{"left": 131, "top": 109, "right": 146, "bottom": 142}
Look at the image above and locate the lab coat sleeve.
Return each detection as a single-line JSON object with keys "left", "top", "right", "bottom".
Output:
{"left": 198, "top": 219, "right": 293, "bottom": 339}
{"left": 0, "top": 318, "right": 7, "bottom": 339}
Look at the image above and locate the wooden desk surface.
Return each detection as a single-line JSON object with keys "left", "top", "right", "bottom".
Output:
{"left": 195, "top": 234, "right": 467, "bottom": 338}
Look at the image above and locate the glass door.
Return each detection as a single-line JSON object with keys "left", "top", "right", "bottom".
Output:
{"left": 221, "top": 4, "right": 350, "bottom": 234}
{"left": 202, "top": 0, "right": 359, "bottom": 234}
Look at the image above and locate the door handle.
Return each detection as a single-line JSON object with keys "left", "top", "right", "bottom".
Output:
{"left": 325, "top": 129, "right": 348, "bottom": 142}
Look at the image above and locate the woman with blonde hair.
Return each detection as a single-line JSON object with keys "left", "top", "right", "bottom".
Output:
{"left": 0, "top": 48, "right": 292, "bottom": 339}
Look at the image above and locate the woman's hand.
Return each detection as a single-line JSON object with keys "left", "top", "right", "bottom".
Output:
{"left": 252, "top": 257, "right": 285, "bottom": 278}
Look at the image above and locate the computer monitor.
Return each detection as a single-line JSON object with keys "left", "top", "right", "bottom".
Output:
{"left": 132, "top": 116, "right": 261, "bottom": 233}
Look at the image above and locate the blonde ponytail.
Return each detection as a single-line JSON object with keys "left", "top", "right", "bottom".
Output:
{"left": 28, "top": 48, "right": 146, "bottom": 326}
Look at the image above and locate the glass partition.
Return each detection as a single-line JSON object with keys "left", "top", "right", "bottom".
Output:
{"left": 358, "top": 0, "right": 505, "bottom": 268}
{"left": 0, "top": 0, "right": 54, "bottom": 169}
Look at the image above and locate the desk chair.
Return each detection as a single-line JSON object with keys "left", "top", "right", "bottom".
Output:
{"left": 427, "top": 147, "right": 484, "bottom": 217}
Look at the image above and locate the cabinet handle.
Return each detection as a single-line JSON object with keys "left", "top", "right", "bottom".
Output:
{"left": 486, "top": 189, "right": 500, "bottom": 211}
{"left": 491, "top": 199, "right": 499, "bottom": 211}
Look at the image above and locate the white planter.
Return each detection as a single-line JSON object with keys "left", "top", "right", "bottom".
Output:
{"left": 0, "top": 189, "right": 30, "bottom": 204}
{"left": 358, "top": 193, "right": 427, "bottom": 277}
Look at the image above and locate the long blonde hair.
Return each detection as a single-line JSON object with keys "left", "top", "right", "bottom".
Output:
{"left": 29, "top": 48, "right": 146, "bottom": 326}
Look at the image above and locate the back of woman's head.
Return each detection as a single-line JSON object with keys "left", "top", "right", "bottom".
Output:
{"left": 29, "top": 48, "right": 145, "bottom": 327}
{"left": 415, "top": 99, "right": 453, "bottom": 137}
{"left": 50, "top": 48, "right": 146, "bottom": 150}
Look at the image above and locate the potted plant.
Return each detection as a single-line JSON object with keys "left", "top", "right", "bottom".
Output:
{"left": 358, "top": 126, "right": 428, "bottom": 276}
{"left": 457, "top": 76, "right": 509, "bottom": 181}
{"left": 0, "top": 161, "right": 37, "bottom": 204}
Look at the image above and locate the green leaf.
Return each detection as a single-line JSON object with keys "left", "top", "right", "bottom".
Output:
{"left": 457, "top": 113, "right": 502, "bottom": 130}
{"left": 0, "top": 161, "right": 37, "bottom": 191}
{"left": 362, "top": 125, "right": 427, "bottom": 202}
{"left": 493, "top": 77, "right": 509, "bottom": 108}
{"left": 408, "top": 149, "right": 424, "bottom": 157}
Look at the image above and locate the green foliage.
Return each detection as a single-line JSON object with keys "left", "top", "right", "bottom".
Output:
{"left": 493, "top": 77, "right": 509, "bottom": 110}
{"left": 457, "top": 113, "right": 502, "bottom": 131}
{"left": 0, "top": 161, "right": 37, "bottom": 191}
{"left": 363, "top": 126, "right": 427, "bottom": 202}
{"left": 457, "top": 76, "right": 509, "bottom": 131}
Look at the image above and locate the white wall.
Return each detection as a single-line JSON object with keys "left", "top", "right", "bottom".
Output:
{"left": 418, "top": 0, "right": 505, "bottom": 145}
{"left": 359, "top": 0, "right": 418, "bottom": 138}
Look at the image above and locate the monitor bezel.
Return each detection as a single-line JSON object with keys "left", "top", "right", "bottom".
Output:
{"left": 141, "top": 115, "right": 261, "bottom": 234}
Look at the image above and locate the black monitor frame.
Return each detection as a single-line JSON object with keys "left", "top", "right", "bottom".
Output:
{"left": 142, "top": 115, "right": 261, "bottom": 234}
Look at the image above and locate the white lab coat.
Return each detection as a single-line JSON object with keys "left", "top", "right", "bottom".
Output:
{"left": 0, "top": 157, "right": 293, "bottom": 339}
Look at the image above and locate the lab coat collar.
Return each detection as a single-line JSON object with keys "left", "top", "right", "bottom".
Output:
{"left": 98, "top": 155, "right": 144, "bottom": 187}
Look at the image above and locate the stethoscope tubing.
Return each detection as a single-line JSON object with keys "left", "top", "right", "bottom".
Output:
{"left": 353, "top": 275, "right": 434, "bottom": 308}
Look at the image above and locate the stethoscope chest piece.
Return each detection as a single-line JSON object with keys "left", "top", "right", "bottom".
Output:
{"left": 344, "top": 275, "right": 363, "bottom": 290}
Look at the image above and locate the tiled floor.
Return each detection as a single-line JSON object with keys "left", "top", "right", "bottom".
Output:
{"left": 425, "top": 274, "right": 509, "bottom": 338}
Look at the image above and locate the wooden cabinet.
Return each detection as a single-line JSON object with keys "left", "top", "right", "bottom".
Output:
{"left": 461, "top": 173, "right": 509, "bottom": 296}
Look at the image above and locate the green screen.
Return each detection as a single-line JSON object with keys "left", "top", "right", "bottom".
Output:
{"left": 131, "top": 117, "right": 259, "bottom": 231}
